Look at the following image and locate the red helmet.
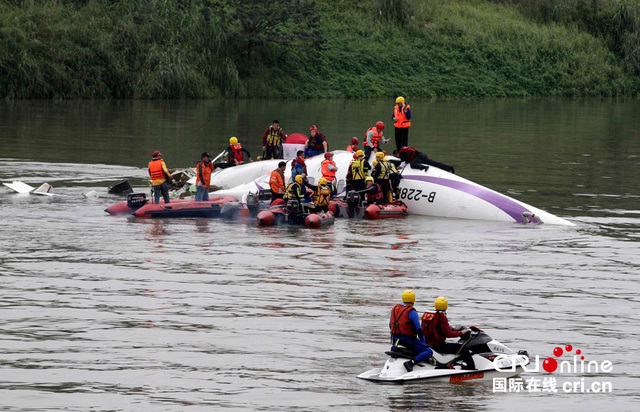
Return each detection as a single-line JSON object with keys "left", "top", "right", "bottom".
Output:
{"left": 376, "top": 121, "right": 385, "bottom": 130}
{"left": 351, "top": 137, "right": 359, "bottom": 145}
{"left": 324, "top": 152, "right": 333, "bottom": 159}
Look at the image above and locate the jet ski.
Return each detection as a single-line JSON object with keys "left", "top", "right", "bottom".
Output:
{"left": 357, "top": 327, "right": 529, "bottom": 383}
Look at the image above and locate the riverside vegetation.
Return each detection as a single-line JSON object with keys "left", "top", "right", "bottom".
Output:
{"left": 1, "top": 0, "right": 639, "bottom": 99}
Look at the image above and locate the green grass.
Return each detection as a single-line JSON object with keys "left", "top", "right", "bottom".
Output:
{"left": 0, "top": 0, "right": 637, "bottom": 98}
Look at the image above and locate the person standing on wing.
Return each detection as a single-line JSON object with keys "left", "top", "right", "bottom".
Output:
{"left": 262, "top": 120, "right": 287, "bottom": 159}
{"left": 422, "top": 296, "right": 475, "bottom": 370}
{"left": 392, "top": 96, "right": 411, "bottom": 151}
{"left": 364, "top": 121, "right": 388, "bottom": 161}
{"left": 390, "top": 290, "right": 434, "bottom": 372}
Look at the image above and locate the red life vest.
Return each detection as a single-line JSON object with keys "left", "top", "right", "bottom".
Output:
{"left": 366, "top": 183, "right": 383, "bottom": 202}
{"left": 390, "top": 304, "right": 417, "bottom": 337}
{"left": 394, "top": 104, "right": 411, "bottom": 128}
{"left": 398, "top": 146, "right": 418, "bottom": 163}
{"left": 230, "top": 143, "right": 244, "bottom": 163}
{"left": 365, "top": 126, "right": 383, "bottom": 148}
{"left": 321, "top": 160, "right": 336, "bottom": 181}
{"left": 148, "top": 159, "right": 167, "bottom": 182}
{"left": 422, "top": 311, "right": 446, "bottom": 345}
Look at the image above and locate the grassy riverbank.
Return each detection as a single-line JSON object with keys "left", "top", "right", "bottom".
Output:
{"left": 0, "top": 0, "right": 638, "bottom": 98}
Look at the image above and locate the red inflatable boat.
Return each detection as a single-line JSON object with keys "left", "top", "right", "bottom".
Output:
{"left": 257, "top": 200, "right": 334, "bottom": 228}
{"left": 363, "top": 202, "right": 409, "bottom": 220}
{"left": 133, "top": 195, "right": 238, "bottom": 218}
{"left": 105, "top": 193, "right": 238, "bottom": 217}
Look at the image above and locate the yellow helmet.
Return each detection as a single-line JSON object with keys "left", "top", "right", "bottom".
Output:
{"left": 396, "top": 96, "right": 405, "bottom": 104}
{"left": 295, "top": 175, "right": 304, "bottom": 184}
{"left": 365, "top": 176, "right": 374, "bottom": 183}
{"left": 318, "top": 177, "right": 327, "bottom": 185}
{"left": 355, "top": 150, "right": 364, "bottom": 158}
{"left": 435, "top": 296, "right": 448, "bottom": 311}
{"left": 230, "top": 137, "right": 238, "bottom": 145}
{"left": 376, "top": 152, "right": 385, "bottom": 159}
{"left": 402, "top": 290, "right": 415, "bottom": 303}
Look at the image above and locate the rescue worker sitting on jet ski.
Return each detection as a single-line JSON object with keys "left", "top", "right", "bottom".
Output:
{"left": 359, "top": 176, "right": 385, "bottom": 205}
{"left": 390, "top": 290, "right": 434, "bottom": 372}
{"left": 395, "top": 146, "right": 455, "bottom": 174}
{"left": 422, "top": 296, "right": 475, "bottom": 370}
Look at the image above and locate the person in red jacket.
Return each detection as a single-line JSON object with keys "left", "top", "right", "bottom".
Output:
{"left": 422, "top": 296, "right": 475, "bottom": 370}
{"left": 269, "top": 161, "right": 287, "bottom": 204}
{"left": 195, "top": 152, "right": 214, "bottom": 201}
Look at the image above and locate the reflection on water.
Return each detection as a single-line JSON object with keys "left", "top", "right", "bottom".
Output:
{"left": 0, "top": 99, "right": 639, "bottom": 411}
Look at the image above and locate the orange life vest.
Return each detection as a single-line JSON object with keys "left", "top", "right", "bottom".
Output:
{"left": 148, "top": 159, "right": 168, "bottom": 183}
{"left": 321, "top": 160, "right": 337, "bottom": 181}
{"left": 230, "top": 143, "right": 244, "bottom": 163}
{"left": 346, "top": 144, "right": 358, "bottom": 152}
{"left": 390, "top": 304, "right": 417, "bottom": 337}
{"left": 394, "top": 104, "right": 411, "bottom": 128}
{"left": 196, "top": 161, "right": 214, "bottom": 187}
{"left": 365, "top": 126, "right": 383, "bottom": 148}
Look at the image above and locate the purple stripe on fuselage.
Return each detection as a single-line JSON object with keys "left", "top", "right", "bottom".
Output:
{"left": 402, "top": 175, "right": 529, "bottom": 222}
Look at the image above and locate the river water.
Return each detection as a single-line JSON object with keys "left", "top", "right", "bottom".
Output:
{"left": 0, "top": 99, "right": 638, "bottom": 411}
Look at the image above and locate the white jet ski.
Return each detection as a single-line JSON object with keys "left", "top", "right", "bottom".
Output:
{"left": 358, "top": 328, "right": 529, "bottom": 383}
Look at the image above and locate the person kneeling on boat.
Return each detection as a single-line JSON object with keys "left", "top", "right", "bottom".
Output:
{"left": 422, "top": 296, "right": 475, "bottom": 370}
{"left": 396, "top": 146, "right": 455, "bottom": 174}
{"left": 314, "top": 178, "right": 332, "bottom": 213}
{"left": 195, "top": 152, "right": 214, "bottom": 201}
{"left": 390, "top": 290, "right": 434, "bottom": 372}
{"left": 227, "top": 137, "right": 252, "bottom": 166}
{"left": 360, "top": 176, "right": 385, "bottom": 205}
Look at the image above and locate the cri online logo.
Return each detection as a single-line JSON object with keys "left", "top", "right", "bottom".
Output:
{"left": 543, "top": 344, "right": 584, "bottom": 373}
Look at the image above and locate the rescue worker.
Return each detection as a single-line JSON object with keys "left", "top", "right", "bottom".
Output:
{"left": 313, "top": 177, "right": 332, "bottom": 213}
{"left": 392, "top": 96, "right": 411, "bottom": 151}
{"left": 284, "top": 174, "right": 310, "bottom": 203}
{"left": 360, "top": 176, "right": 385, "bottom": 205}
{"left": 346, "top": 137, "right": 359, "bottom": 152}
{"left": 269, "top": 161, "right": 287, "bottom": 204}
{"left": 291, "top": 150, "right": 307, "bottom": 183}
{"left": 262, "top": 120, "right": 287, "bottom": 159}
{"left": 320, "top": 152, "right": 338, "bottom": 194}
{"left": 390, "top": 290, "right": 434, "bottom": 372}
{"left": 422, "top": 297, "right": 475, "bottom": 370}
{"left": 227, "top": 137, "right": 251, "bottom": 165}
{"left": 371, "top": 152, "right": 393, "bottom": 203}
{"left": 389, "top": 160, "right": 402, "bottom": 200}
{"left": 396, "top": 146, "right": 455, "bottom": 174}
{"left": 148, "top": 150, "right": 172, "bottom": 204}
{"left": 195, "top": 152, "right": 214, "bottom": 201}
{"left": 304, "top": 125, "right": 328, "bottom": 158}
{"left": 364, "top": 121, "right": 389, "bottom": 161}
{"left": 346, "top": 149, "right": 370, "bottom": 192}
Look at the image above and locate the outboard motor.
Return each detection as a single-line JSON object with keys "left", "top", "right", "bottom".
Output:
{"left": 345, "top": 190, "right": 362, "bottom": 218}
{"left": 126, "top": 193, "right": 148, "bottom": 211}
{"left": 246, "top": 191, "right": 261, "bottom": 217}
